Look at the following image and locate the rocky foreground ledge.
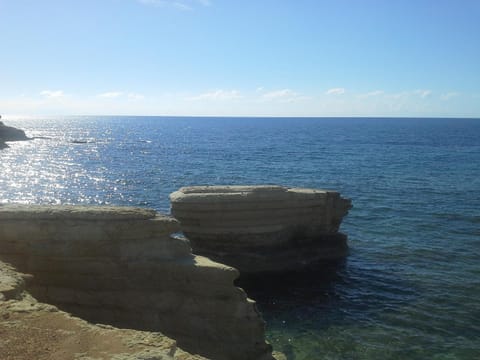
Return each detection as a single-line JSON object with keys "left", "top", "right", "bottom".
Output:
{"left": 0, "top": 205, "right": 281, "bottom": 360}
{"left": 0, "top": 261, "right": 208, "bottom": 360}
{"left": 171, "top": 185, "right": 352, "bottom": 273}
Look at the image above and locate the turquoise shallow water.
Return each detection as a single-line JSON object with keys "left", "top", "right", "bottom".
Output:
{"left": 1, "top": 117, "right": 480, "bottom": 359}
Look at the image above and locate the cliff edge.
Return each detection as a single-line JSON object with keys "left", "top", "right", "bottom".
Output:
{"left": 170, "top": 185, "right": 352, "bottom": 273}
{"left": 0, "top": 121, "right": 30, "bottom": 149}
{"left": 0, "top": 260, "right": 207, "bottom": 360}
{"left": 0, "top": 205, "right": 278, "bottom": 360}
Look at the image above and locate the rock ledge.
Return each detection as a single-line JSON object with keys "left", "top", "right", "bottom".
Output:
{"left": 171, "top": 185, "right": 352, "bottom": 273}
{"left": 0, "top": 205, "right": 277, "bottom": 360}
{"left": 0, "top": 260, "right": 207, "bottom": 360}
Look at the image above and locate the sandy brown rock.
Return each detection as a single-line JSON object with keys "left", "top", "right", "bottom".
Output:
{"left": 0, "top": 206, "right": 276, "bottom": 360}
{"left": 0, "top": 204, "right": 158, "bottom": 220}
{"left": 170, "top": 185, "right": 352, "bottom": 273}
{"left": 0, "top": 262, "right": 206, "bottom": 360}
{"left": 0, "top": 262, "right": 30, "bottom": 301}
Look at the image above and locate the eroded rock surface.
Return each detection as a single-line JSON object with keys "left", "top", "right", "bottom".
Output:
{"left": 170, "top": 185, "right": 352, "bottom": 273}
{"left": 0, "top": 261, "right": 207, "bottom": 360}
{"left": 0, "top": 205, "right": 275, "bottom": 360}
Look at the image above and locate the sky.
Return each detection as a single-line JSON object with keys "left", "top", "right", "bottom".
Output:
{"left": 1, "top": 0, "right": 479, "bottom": 118}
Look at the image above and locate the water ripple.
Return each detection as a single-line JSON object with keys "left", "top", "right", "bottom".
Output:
{"left": 2, "top": 116, "right": 480, "bottom": 359}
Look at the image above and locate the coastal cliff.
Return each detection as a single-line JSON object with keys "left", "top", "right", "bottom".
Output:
{"left": 0, "top": 205, "right": 276, "bottom": 360}
{"left": 0, "top": 121, "right": 29, "bottom": 148}
{"left": 170, "top": 185, "right": 352, "bottom": 273}
{"left": 0, "top": 260, "right": 208, "bottom": 360}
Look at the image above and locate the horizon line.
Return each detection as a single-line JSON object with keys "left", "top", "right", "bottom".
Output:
{"left": 3, "top": 114, "right": 480, "bottom": 120}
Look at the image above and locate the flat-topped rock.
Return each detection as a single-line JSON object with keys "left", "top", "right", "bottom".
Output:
{"left": 0, "top": 204, "right": 158, "bottom": 220}
{"left": 0, "top": 205, "right": 277, "bottom": 360}
{"left": 170, "top": 185, "right": 352, "bottom": 273}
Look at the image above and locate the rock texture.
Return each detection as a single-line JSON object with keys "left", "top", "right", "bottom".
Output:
{"left": 0, "top": 121, "right": 30, "bottom": 148}
{"left": 0, "top": 260, "right": 207, "bottom": 360}
{"left": 0, "top": 205, "right": 276, "bottom": 360}
{"left": 170, "top": 185, "right": 352, "bottom": 273}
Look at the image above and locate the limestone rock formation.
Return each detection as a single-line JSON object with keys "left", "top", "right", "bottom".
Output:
{"left": 170, "top": 185, "right": 352, "bottom": 273}
{"left": 0, "top": 205, "right": 276, "bottom": 360}
{"left": 0, "top": 260, "right": 207, "bottom": 360}
{"left": 0, "top": 121, "right": 30, "bottom": 148}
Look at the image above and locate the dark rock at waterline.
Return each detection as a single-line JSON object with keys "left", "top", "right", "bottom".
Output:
{"left": 0, "top": 121, "right": 30, "bottom": 148}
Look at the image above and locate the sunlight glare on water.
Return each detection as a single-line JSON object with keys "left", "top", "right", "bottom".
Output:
{"left": 1, "top": 116, "right": 480, "bottom": 359}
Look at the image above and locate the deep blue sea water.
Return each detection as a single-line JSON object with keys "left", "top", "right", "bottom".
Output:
{"left": 1, "top": 116, "right": 480, "bottom": 359}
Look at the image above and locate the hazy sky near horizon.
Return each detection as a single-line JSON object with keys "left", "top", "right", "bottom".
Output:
{"left": 1, "top": 0, "right": 479, "bottom": 117}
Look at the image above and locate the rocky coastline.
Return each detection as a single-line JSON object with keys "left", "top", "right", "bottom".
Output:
{"left": 171, "top": 185, "right": 352, "bottom": 273}
{"left": 1, "top": 186, "right": 350, "bottom": 359}
{"left": 0, "top": 205, "right": 280, "bottom": 360}
{"left": 0, "top": 121, "right": 30, "bottom": 149}
{"left": 0, "top": 260, "right": 209, "bottom": 360}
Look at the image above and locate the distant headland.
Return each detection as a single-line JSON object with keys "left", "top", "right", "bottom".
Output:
{"left": 0, "top": 119, "right": 30, "bottom": 149}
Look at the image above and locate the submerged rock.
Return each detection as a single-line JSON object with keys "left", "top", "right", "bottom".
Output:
{"left": 170, "top": 185, "right": 352, "bottom": 273}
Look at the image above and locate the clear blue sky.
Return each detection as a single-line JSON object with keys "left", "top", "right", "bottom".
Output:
{"left": 1, "top": 0, "right": 479, "bottom": 117}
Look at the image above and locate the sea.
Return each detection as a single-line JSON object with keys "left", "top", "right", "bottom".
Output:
{"left": 1, "top": 116, "right": 479, "bottom": 360}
